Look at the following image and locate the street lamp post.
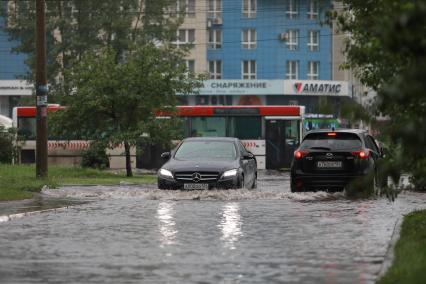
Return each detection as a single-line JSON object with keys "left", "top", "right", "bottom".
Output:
{"left": 35, "top": 0, "right": 48, "bottom": 178}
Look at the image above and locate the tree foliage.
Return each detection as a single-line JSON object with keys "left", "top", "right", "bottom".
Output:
{"left": 50, "top": 46, "right": 200, "bottom": 176}
{"left": 0, "top": 0, "right": 181, "bottom": 95}
{"left": 0, "top": 126, "right": 16, "bottom": 163}
{"left": 335, "top": 0, "right": 426, "bottom": 190}
{"left": 1, "top": 0, "right": 198, "bottom": 176}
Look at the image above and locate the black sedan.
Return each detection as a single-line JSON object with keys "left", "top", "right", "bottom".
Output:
{"left": 290, "top": 129, "right": 385, "bottom": 192}
{"left": 158, "top": 137, "right": 257, "bottom": 190}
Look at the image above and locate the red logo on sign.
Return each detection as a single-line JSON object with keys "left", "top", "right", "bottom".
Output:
{"left": 294, "top": 83, "right": 303, "bottom": 93}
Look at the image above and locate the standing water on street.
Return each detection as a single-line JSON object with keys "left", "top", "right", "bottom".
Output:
{"left": 1, "top": 172, "right": 425, "bottom": 284}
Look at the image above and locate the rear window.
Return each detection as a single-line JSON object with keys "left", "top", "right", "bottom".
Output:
{"left": 300, "top": 132, "right": 362, "bottom": 151}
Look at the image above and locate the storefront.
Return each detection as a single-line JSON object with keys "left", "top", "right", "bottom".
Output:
{"left": 181, "top": 79, "right": 352, "bottom": 128}
{"left": 169, "top": 79, "right": 353, "bottom": 169}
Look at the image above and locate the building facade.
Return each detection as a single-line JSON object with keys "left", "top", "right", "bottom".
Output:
{"left": 0, "top": 2, "right": 30, "bottom": 118}
{"left": 177, "top": 0, "right": 354, "bottom": 129}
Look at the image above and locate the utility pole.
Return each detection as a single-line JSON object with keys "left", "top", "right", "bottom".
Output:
{"left": 35, "top": 0, "right": 48, "bottom": 178}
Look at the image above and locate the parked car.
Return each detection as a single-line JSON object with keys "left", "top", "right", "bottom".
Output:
{"left": 290, "top": 129, "right": 385, "bottom": 192}
{"left": 158, "top": 137, "right": 257, "bottom": 190}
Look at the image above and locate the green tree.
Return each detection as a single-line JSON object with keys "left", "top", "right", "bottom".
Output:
{"left": 1, "top": 0, "right": 197, "bottom": 176}
{"left": 0, "top": 0, "right": 181, "bottom": 97}
{"left": 50, "top": 46, "right": 200, "bottom": 176}
{"left": 334, "top": 0, "right": 426, "bottom": 190}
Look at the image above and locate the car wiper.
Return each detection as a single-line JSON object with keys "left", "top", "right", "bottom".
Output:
{"left": 309, "top": 146, "right": 332, "bottom": 150}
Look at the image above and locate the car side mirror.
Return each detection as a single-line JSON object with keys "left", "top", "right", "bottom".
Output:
{"left": 161, "top": 152, "right": 171, "bottom": 159}
{"left": 243, "top": 152, "right": 255, "bottom": 159}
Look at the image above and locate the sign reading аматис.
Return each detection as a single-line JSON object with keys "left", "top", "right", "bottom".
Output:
{"left": 284, "top": 80, "right": 350, "bottom": 96}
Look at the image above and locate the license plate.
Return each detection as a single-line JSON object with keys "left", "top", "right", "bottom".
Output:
{"left": 317, "top": 161, "right": 342, "bottom": 168}
{"left": 184, "top": 183, "right": 209, "bottom": 190}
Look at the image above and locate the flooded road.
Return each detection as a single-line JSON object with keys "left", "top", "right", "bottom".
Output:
{"left": 1, "top": 172, "right": 425, "bottom": 284}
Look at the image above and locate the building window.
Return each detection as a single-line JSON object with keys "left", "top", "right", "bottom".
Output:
{"left": 242, "top": 29, "right": 256, "bottom": 49}
{"left": 286, "top": 30, "right": 299, "bottom": 50}
{"left": 286, "top": 60, "right": 299, "bottom": 79}
{"left": 191, "top": 117, "right": 226, "bottom": 136}
{"left": 242, "top": 0, "right": 256, "bottom": 18}
{"left": 307, "top": 61, "right": 319, "bottom": 80}
{"left": 308, "top": 30, "right": 319, "bottom": 51}
{"left": 286, "top": 0, "right": 298, "bottom": 19}
{"left": 242, "top": 60, "right": 256, "bottom": 79}
{"left": 208, "top": 29, "right": 222, "bottom": 49}
{"left": 171, "top": 0, "right": 196, "bottom": 17}
{"left": 209, "top": 60, "right": 222, "bottom": 79}
{"left": 173, "top": 29, "right": 195, "bottom": 47}
{"left": 185, "top": 60, "right": 195, "bottom": 73}
{"left": 208, "top": 0, "right": 222, "bottom": 19}
{"left": 307, "top": 0, "right": 319, "bottom": 20}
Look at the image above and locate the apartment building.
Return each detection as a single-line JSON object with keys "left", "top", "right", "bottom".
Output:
{"left": 0, "top": 2, "right": 30, "bottom": 118}
{"left": 177, "top": 0, "right": 356, "bottom": 130}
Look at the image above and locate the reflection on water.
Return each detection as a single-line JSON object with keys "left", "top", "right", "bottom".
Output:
{"left": 0, "top": 194, "right": 85, "bottom": 216}
{"left": 157, "top": 202, "right": 178, "bottom": 246}
{"left": 219, "top": 202, "right": 243, "bottom": 250}
{"left": 2, "top": 172, "right": 426, "bottom": 284}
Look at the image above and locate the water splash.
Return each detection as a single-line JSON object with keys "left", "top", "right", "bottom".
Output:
{"left": 42, "top": 185, "right": 346, "bottom": 202}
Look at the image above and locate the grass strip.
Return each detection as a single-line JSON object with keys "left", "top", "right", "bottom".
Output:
{"left": 0, "top": 164, "right": 156, "bottom": 201}
{"left": 377, "top": 210, "right": 426, "bottom": 284}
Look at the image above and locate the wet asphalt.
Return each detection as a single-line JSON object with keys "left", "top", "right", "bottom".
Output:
{"left": 0, "top": 171, "right": 425, "bottom": 284}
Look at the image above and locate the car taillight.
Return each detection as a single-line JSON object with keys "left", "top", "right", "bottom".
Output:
{"left": 294, "top": 150, "right": 309, "bottom": 160}
{"left": 352, "top": 150, "right": 370, "bottom": 159}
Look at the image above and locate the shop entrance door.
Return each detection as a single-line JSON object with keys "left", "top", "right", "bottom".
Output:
{"left": 265, "top": 119, "right": 300, "bottom": 169}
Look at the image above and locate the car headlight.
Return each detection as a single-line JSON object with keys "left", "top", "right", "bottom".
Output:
{"left": 159, "top": 168, "right": 173, "bottom": 178}
{"left": 223, "top": 169, "right": 238, "bottom": 177}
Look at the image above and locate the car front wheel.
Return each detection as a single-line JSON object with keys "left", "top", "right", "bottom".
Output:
{"left": 239, "top": 175, "right": 245, "bottom": 189}
{"left": 158, "top": 179, "right": 169, "bottom": 190}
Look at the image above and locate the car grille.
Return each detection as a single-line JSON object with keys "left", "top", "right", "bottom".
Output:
{"left": 175, "top": 171, "right": 220, "bottom": 183}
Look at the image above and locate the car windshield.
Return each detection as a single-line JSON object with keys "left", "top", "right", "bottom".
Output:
{"left": 300, "top": 132, "right": 362, "bottom": 151}
{"left": 174, "top": 141, "right": 237, "bottom": 161}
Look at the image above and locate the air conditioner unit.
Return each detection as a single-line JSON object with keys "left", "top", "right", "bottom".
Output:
{"left": 279, "top": 32, "right": 289, "bottom": 41}
{"left": 213, "top": 17, "right": 222, "bottom": 25}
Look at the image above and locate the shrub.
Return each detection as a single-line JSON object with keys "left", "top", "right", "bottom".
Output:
{"left": 81, "top": 142, "right": 109, "bottom": 169}
{"left": 408, "top": 158, "right": 426, "bottom": 191}
{"left": 0, "top": 126, "right": 15, "bottom": 164}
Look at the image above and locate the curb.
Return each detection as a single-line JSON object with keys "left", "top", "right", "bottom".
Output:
{"left": 377, "top": 216, "right": 403, "bottom": 279}
{"left": 0, "top": 206, "right": 70, "bottom": 224}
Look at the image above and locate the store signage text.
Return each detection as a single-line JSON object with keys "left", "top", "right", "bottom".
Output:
{"left": 185, "top": 80, "right": 351, "bottom": 97}
{"left": 294, "top": 82, "right": 342, "bottom": 94}
{"left": 195, "top": 80, "right": 283, "bottom": 96}
{"left": 284, "top": 80, "right": 350, "bottom": 97}
{"left": 210, "top": 82, "right": 267, "bottom": 89}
